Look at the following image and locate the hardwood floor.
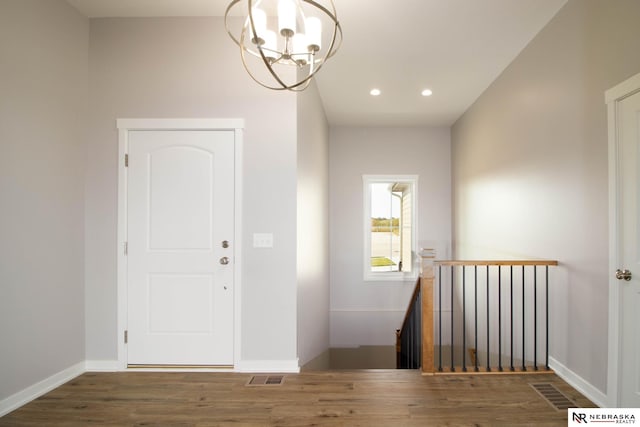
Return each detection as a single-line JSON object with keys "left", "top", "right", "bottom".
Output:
{"left": 1, "top": 370, "right": 595, "bottom": 426}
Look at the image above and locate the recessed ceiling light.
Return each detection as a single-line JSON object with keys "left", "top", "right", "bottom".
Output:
{"left": 370, "top": 88, "right": 381, "bottom": 96}
{"left": 421, "top": 89, "right": 433, "bottom": 97}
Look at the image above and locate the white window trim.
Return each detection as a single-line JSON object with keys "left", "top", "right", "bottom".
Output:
{"left": 363, "top": 174, "right": 418, "bottom": 282}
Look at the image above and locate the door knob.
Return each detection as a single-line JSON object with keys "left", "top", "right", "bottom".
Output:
{"left": 219, "top": 257, "right": 230, "bottom": 265}
{"left": 616, "top": 269, "right": 632, "bottom": 281}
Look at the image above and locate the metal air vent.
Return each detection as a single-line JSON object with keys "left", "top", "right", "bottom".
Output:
{"left": 530, "top": 383, "right": 577, "bottom": 410}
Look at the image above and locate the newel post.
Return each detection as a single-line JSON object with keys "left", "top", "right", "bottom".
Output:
{"left": 421, "top": 253, "right": 435, "bottom": 374}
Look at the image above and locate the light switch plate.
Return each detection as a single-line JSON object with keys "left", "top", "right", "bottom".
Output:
{"left": 253, "top": 233, "right": 273, "bottom": 248}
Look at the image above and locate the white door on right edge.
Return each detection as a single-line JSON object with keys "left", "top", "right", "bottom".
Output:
{"left": 619, "top": 88, "right": 640, "bottom": 408}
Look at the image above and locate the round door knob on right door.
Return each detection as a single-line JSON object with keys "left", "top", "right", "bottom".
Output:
{"left": 220, "top": 257, "right": 230, "bottom": 265}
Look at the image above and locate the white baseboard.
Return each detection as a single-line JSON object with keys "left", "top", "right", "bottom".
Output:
{"left": 85, "top": 359, "right": 302, "bottom": 373}
{"left": 0, "top": 361, "right": 85, "bottom": 417}
{"left": 235, "top": 359, "right": 300, "bottom": 373}
{"left": 549, "top": 357, "right": 608, "bottom": 408}
{"left": 85, "top": 360, "right": 120, "bottom": 372}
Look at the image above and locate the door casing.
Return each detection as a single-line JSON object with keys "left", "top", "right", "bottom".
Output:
{"left": 116, "top": 118, "right": 244, "bottom": 371}
{"left": 606, "top": 72, "right": 640, "bottom": 407}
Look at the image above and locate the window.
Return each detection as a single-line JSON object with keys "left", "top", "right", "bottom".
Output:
{"left": 363, "top": 175, "right": 418, "bottom": 281}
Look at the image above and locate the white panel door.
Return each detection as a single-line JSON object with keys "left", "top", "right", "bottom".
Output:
{"left": 619, "top": 89, "right": 640, "bottom": 407}
{"left": 127, "top": 130, "right": 234, "bottom": 366}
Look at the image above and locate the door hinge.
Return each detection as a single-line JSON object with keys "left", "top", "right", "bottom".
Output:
{"left": 125, "top": 153, "right": 129, "bottom": 167}
{"left": 124, "top": 330, "right": 128, "bottom": 344}
{"left": 124, "top": 242, "right": 128, "bottom": 255}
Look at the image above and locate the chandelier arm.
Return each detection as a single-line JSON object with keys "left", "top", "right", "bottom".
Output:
{"left": 275, "top": 32, "right": 341, "bottom": 90}
{"left": 261, "top": 56, "right": 293, "bottom": 90}
{"left": 255, "top": 41, "right": 295, "bottom": 89}
{"left": 240, "top": 44, "right": 289, "bottom": 90}
{"left": 239, "top": 20, "right": 291, "bottom": 90}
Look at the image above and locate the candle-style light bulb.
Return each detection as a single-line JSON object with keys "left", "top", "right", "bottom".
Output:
{"left": 278, "top": 0, "right": 297, "bottom": 37}
{"left": 249, "top": 7, "right": 267, "bottom": 45}
{"left": 292, "top": 33, "right": 308, "bottom": 65}
{"left": 262, "top": 30, "right": 278, "bottom": 62}
{"left": 305, "top": 16, "right": 322, "bottom": 52}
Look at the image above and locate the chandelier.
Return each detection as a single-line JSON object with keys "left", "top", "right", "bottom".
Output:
{"left": 225, "top": 0, "right": 342, "bottom": 91}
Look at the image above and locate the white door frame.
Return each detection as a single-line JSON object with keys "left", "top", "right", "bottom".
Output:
{"left": 606, "top": 73, "right": 640, "bottom": 407}
{"left": 116, "top": 118, "right": 244, "bottom": 371}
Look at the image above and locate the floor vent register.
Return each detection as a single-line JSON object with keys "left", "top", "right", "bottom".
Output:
{"left": 246, "top": 375, "right": 285, "bottom": 386}
{"left": 530, "top": 383, "right": 578, "bottom": 410}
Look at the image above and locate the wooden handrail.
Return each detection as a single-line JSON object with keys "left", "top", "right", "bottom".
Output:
{"left": 431, "top": 260, "right": 558, "bottom": 266}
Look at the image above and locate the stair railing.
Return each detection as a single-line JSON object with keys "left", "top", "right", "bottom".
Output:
{"left": 415, "top": 257, "right": 558, "bottom": 374}
{"left": 396, "top": 277, "right": 422, "bottom": 369}
{"left": 396, "top": 256, "right": 558, "bottom": 374}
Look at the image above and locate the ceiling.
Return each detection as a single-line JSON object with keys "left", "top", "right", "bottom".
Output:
{"left": 66, "top": 0, "right": 567, "bottom": 127}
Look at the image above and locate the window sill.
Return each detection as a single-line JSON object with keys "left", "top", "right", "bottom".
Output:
{"left": 364, "top": 272, "right": 418, "bottom": 282}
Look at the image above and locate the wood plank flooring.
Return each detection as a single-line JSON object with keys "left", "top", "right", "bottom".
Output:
{"left": 0, "top": 370, "right": 595, "bottom": 426}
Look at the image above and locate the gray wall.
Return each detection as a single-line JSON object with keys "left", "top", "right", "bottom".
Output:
{"left": 0, "top": 0, "right": 88, "bottom": 400}
{"left": 296, "top": 81, "right": 330, "bottom": 365}
{"left": 329, "top": 127, "right": 451, "bottom": 347}
{"left": 451, "top": 0, "right": 640, "bottom": 395}
{"left": 86, "top": 17, "right": 299, "bottom": 364}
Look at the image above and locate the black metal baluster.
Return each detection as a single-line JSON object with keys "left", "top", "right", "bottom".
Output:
{"left": 402, "top": 324, "right": 406, "bottom": 368}
{"left": 546, "top": 265, "right": 550, "bottom": 370}
{"left": 413, "top": 296, "right": 418, "bottom": 367}
{"left": 400, "top": 329, "right": 404, "bottom": 368}
{"left": 510, "top": 266, "right": 514, "bottom": 371}
{"left": 450, "top": 265, "right": 454, "bottom": 372}
{"left": 498, "top": 266, "right": 502, "bottom": 371}
{"left": 417, "top": 287, "right": 422, "bottom": 369}
{"left": 522, "top": 265, "right": 526, "bottom": 372}
{"left": 414, "top": 302, "right": 418, "bottom": 368}
{"left": 407, "top": 310, "right": 412, "bottom": 368}
{"left": 405, "top": 325, "right": 409, "bottom": 368}
{"left": 438, "top": 265, "right": 442, "bottom": 372}
{"left": 416, "top": 294, "right": 420, "bottom": 368}
{"left": 486, "top": 265, "right": 490, "bottom": 372}
{"left": 534, "top": 266, "right": 538, "bottom": 371}
{"left": 401, "top": 325, "right": 405, "bottom": 368}
{"left": 405, "top": 318, "right": 409, "bottom": 368}
{"left": 412, "top": 311, "right": 416, "bottom": 368}
{"left": 462, "top": 266, "right": 467, "bottom": 372}
{"left": 474, "top": 266, "right": 478, "bottom": 372}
